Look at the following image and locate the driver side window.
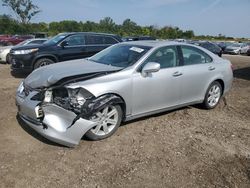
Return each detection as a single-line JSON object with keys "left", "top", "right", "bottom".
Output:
{"left": 64, "top": 35, "right": 85, "bottom": 46}
{"left": 144, "top": 46, "right": 178, "bottom": 69}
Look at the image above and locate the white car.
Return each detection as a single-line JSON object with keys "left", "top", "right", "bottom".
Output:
{"left": 240, "top": 43, "right": 250, "bottom": 54}
{"left": 0, "top": 46, "right": 11, "bottom": 63}
{"left": 224, "top": 43, "right": 246, "bottom": 55}
{"left": 0, "top": 38, "right": 47, "bottom": 63}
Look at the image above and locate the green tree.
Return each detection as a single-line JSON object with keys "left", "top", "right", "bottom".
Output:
{"left": 99, "top": 17, "right": 116, "bottom": 33}
{"left": 0, "top": 14, "right": 20, "bottom": 34}
{"left": 2, "top": 0, "right": 41, "bottom": 24}
{"left": 122, "top": 19, "right": 141, "bottom": 36}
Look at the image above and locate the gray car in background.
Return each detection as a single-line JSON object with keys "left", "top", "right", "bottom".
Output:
{"left": 16, "top": 41, "right": 233, "bottom": 147}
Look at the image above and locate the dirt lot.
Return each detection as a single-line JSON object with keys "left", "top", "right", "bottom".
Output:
{"left": 0, "top": 55, "right": 249, "bottom": 188}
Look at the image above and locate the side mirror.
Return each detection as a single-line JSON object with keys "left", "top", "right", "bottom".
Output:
{"left": 142, "top": 62, "right": 160, "bottom": 77}
{"left": 60, "top": 41, "right": 69, "bottom": 48}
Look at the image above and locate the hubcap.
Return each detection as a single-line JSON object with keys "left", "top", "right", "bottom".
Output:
{"left": 207, "top": 85, "right": 221, "bottom": 107}
{"left": 40, "top": 61, "right": 50, "bottom": 67}
{"left": 90, "top": 106, "right": 119, "bottom": 136}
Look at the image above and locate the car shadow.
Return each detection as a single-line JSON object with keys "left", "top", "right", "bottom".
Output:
{"left": 122, "top": 106, "right": 193, "bottom": 126}
{"left": 233, "top": 67, "right": 250, "bottom": 81}
{"left": 16, "top": 114, "right": 68, "bottom": 148}
{"left": 11, "top": 71, "right": 29, "bottom": 78}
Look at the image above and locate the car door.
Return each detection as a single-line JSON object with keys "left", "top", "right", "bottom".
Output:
{"left": 177, "top": 45, "right": 215, "bottom": 104}
{"left": 132, "top": 46, "right": 183, "bottom": 115}
{"left": 58, "top": 34, "right": 87, "bottom": 61}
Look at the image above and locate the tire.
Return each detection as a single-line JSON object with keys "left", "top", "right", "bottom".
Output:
{"left": 34, "top": 58, "right": 54, "bottom": 70}
{"left": 203, "top": 81, "right": 222, "bottom": 109}
{"left": 6, "top": 53, "right": 11, "bottom": 64}
{"left": 85, "top": 104, "right": 123, "bottom": 141}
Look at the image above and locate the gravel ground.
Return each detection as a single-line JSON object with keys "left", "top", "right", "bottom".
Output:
{"left": 0, "top": 55, "right": 249, "bottom": 188}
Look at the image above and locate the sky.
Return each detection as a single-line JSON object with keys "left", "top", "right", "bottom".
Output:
{"left": 0, "top": 0, "right": 250, "bottom": 38}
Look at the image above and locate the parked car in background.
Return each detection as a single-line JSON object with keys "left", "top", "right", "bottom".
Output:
{"left": 0, "top": 34, "right": 12, "bottom": 41}
{"left": 0, "top": 38, "right": 47, "bottom": 63}
{"left": 224, "top": 43, "right": 245, "bottom": 55}
{"left": 16, "top": 41, "right": 233, "bottom": 147}
{"left": 0, "top": 35, "right": 34, "bottom": 46}
{"left": 239, "top": 43, "right": 250, "bottom": 55}
{"left": 32, "top": 32, "right": 48, "bottom": 38}
{"left": 247, "top": 49, "right": 250, "bottom": 56}
{"left": 10, "top": 32, "right": 122, "bottom": 73}
{"left": 122, "top": 36, "right": 156, "bottom": 42}
{"left": 191, "top": 41, "right": 223, "bottom": 57}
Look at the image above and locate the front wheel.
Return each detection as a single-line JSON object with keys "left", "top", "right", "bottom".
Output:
{"left": 6, "top": 53, "right": 11, "bottom": 64}
{"left": 85, "top": 105, "right": 123, "bottom": 140}
{"left": 203, "top": 81, "right": 222, "bottom": 109}
{"left": 34, "top": 58, "right": 54, "bottom": 70}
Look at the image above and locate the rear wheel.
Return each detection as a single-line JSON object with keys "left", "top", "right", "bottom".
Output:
{"left": 34, "top": 58, "right": 54, "bottom": 70}
{"left": 203, "top": 81, "right": 222, "bottom": 109}
{"left": 85, "top": 104, "right": 123, "bottom": 140}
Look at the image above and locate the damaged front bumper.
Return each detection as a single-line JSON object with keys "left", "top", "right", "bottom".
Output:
{"left": 16, "top": 91, "right": 97, "bottom": 147}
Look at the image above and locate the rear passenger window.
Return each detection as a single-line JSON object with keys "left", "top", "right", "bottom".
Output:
{"left": 181, "top": 46, "right": 212, "bottom": 65}
{"left": 86, "top": 35, "right": 104, "bottom": 45}
{"left": 144, "top": 46, "right": 178, "bottom": 69}
{"left": 103, "top": 36, "right": 118, "bottom": 44}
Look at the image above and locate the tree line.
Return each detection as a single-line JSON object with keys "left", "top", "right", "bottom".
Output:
{"left": 0, "top": 15, "right": 196, "bottom": 39}
{"left": 0, "top": 0, "right": 238, "bottom": 40}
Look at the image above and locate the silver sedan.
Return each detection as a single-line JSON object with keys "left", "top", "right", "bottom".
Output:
{"left": 16, "top": 41, "right": 233, "bottom": 147}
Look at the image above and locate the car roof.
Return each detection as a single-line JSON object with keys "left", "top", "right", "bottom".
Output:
{"left": 59, "top": 32, "right": 120, "bottom": 37}
{"left": 122, "top": 40, "right": 183, "bottom": 48}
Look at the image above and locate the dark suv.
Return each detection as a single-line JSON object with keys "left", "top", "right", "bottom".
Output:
{"left": 10, "top": 32, "right": 122, "bottom": 73}
{"left": 194, "top": 41, "right": 222, "bottom": 57}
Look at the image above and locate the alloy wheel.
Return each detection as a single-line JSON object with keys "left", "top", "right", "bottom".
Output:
{"left": 207, "top": 85, "right": 221, "bottom": 107}
{"left": 90, "top": 105, "right": 119, "bottom": 136}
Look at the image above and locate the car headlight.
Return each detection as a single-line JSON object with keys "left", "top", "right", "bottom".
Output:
{"left": 17, "top": 81, "right": 24, "bottom": 94}
{"left": 13, "top": 48, "right": 38, "bottom": 55}
{"left": 52, "top": 87, "right": 94, "bottom": 113}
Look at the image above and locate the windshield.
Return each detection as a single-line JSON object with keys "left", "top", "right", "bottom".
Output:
{"left": 44, "top": 34, "right": 67, "bottom": 45}
{"left": 89, "top": 44, "right": 151, "bottom": 68}
{"left": 230, "top": 43, "right": 241, "bottom": 47}
{"left": 16, "top": 40, "right": 29, "bottom": 46}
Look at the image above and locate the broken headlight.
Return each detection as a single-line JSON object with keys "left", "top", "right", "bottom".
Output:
{"left": 68, "top": 88, "right": 86, "bottom": 109}
{"left": 53, "top": 87, "right": 94, "bottom": 113}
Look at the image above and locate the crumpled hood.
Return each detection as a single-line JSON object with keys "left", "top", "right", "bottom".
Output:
{"left": 24, "top": 59, "right": 122, "bottom": 88}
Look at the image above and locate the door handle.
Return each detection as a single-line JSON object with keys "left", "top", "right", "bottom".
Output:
{"left": 208, "top": 66, "right": 215, "bottom": 71}
{"left": 172, "top": 71, "right": 183, "bottom": 77}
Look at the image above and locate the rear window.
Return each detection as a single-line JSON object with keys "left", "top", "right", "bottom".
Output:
{"left": 86, "top": 35, "right": 104, "bottom": 45}
{"left": 103, "top": 36, "right": 118, "bottom": 44}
